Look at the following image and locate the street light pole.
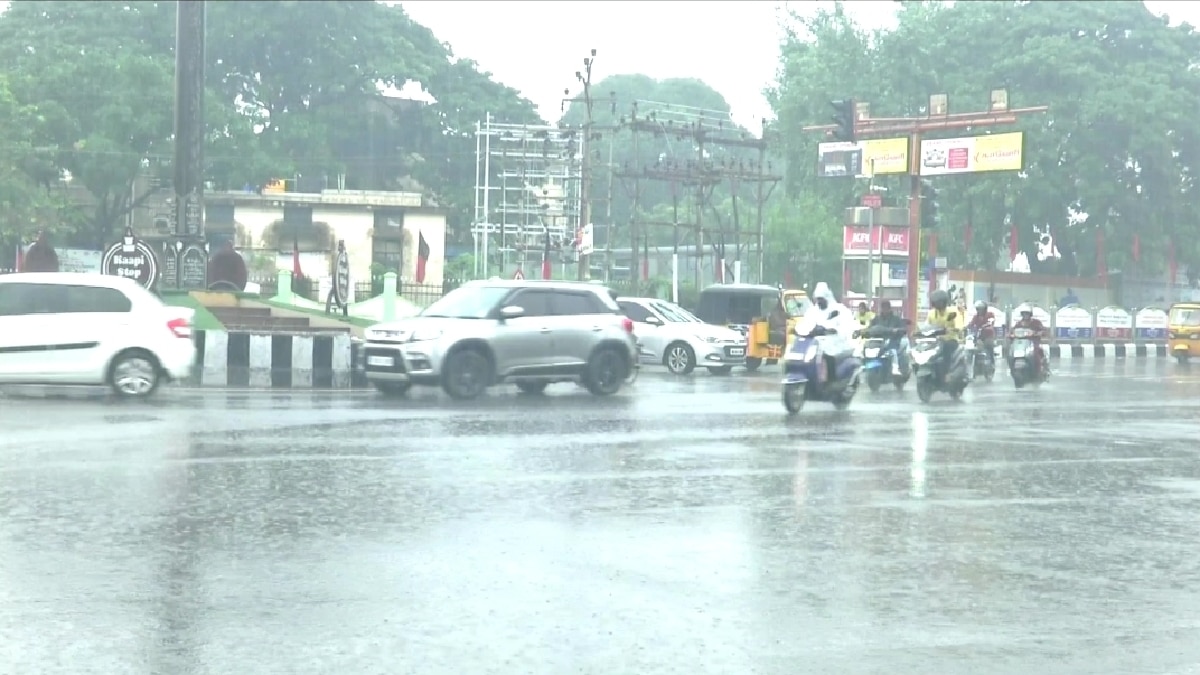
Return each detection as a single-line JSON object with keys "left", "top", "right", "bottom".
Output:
{"left": 562, "top": 50, "right": 597, "bottom": 281}
{"left": 173, "top": 0, "right": 207, "bottom": 288}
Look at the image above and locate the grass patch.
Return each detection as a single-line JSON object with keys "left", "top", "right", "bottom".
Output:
{"left": 160, "top": 293, "right": 226, "bottom": 331}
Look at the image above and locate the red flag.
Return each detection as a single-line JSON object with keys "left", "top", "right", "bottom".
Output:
{"left": 292, "top": 237, "right": 303, "bottom": 278}
{"left": 1009, "top": 224, "right": 1018, "bottom": 261}
{"left": 784, "top": 270, "right": 794, "bottom": 288}
{"left": 927, "top": 232, "right": 938, "bottom": 260}
{"left": 541, "top": 228, "right": 551, "bottom": 281}
{"left": 842, "top": 265, "right": 851, "bottom": 295}
{"left": 416, "top": 230, "right": 431, "bottom": 283}
{"left": 1132, "top": 234, "right": 1140, "bottom": 263}
{"left": 1096, "top": 229, "right": 1107, "bottom": 280}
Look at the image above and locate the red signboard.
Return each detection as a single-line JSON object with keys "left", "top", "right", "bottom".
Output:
{"left": 861, "top": 194, "right": 882, "bottom": 208}
{"left": 842, "top": 226, "right": 911, "bottom": 257}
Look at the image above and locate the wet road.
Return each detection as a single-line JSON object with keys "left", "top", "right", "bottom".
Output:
{"left": 3, "top": 362, "right": 1200, "bottom": 674}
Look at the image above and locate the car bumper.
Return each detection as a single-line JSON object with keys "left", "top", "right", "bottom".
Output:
{"left": 363, "top": 342, "right": 441, "bottom": 384}
{"left": 698, "top": 344, "right": 747, "bottom": 365}
{"left": 159, "top": 340, "right": 197, "bottom": 381}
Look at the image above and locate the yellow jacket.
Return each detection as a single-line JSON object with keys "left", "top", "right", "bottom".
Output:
{"left": 857, "top": 311, "right": 875, "bottom": 327}
{"left": 927, "top": 308, "right": 963, "bottom": 341}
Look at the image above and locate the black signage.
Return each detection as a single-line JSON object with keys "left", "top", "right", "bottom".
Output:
{"left": 179, "top": 245, "right": 207, "bottom": 290}
{"left": 101, "top": 227, "right": 159, "bottom": 289}
{"left": 161, "top": 243, "right": 179, "bottom": 289}
{"left": 183, "top": 191, "right": 203, "bottom": 236}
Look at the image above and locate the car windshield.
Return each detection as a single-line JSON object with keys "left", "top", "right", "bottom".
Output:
{"left": 1169, "top": 307, "right": 1200, "bottom": 327}
{"left": 421, "top": 285, "right": 510, "bottom": 319}
{"left": 784, "top": 295, "right": 811, "bottom": 318}
{"left": 651, "top": 301, "right": 701, "bottom": 323}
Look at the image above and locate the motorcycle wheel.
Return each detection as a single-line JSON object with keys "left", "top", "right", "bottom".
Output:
{"left": 782, "top": 384, "right": 805, "bottom": 414}
{"left": 1012, "top": 371, "right": 1026, "bottom": 389}
{"left": 916, "top": 378, "right": 934, "bottom": 403}
{"left": 985, "top": 365, "right": 995, "bottom": 382}
{"left": 866, "top": 369, "right": 882, "bottom": 393}
{"left": 893, "top": 377, "right": 906, "bottom": 392}
{"left": 949, "top": 386, "right": 963, "bottom": 401}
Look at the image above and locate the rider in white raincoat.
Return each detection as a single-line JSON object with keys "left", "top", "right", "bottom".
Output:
{"left": 795, "top": 282, "right": 859, "bottom": 366}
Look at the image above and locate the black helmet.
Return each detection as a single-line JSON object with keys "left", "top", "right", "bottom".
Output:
{"left": 975, "top": 300, "right": 988, "bottom": 314}
{"left": 930, "top": 289, "right": 950, "bottom": 308}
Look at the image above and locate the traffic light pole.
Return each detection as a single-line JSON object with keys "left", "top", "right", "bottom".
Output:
{"left": 805, "top": 104, "right": 1048, "bottom": 324}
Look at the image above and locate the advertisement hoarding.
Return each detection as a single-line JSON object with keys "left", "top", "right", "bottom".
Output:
{"left": 918, "top": 132, "right": 1024, "bottom": 176}
{"left": 818, "top": 137, "right": 909, "bottom": 178}
{"left": 842, "top": 226, "right": 911, "bottom": 257}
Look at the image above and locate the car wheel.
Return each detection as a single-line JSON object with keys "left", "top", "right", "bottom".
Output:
{"left": 663, "top": 342, "right": 696, "bottom": 375}
{"left": 707, "top": 366, "right": 733, "bottom": 376}
{"left": 744, "top": 357, "right": 762, "bottom": 372}
{"left": 374, "top": 381, "right": 411, "bottom": 397}
{"left": 108, "top": 350, "right": 161, "bottom": 399}
{"left": 516, "top": 381, "right": 549, "bottom": 395}
{"left": 585, "top": 348, "right": 627, "bottom": 396}
{"left": 441, "top": 349, "right": 491, "bottom": 400}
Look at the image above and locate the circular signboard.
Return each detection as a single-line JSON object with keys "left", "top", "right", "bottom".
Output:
{"left": 101, "top": 227, "right": 159, "bottom": 289}
{"left": 332, "top": 246, "right": 350, "bottom": 307}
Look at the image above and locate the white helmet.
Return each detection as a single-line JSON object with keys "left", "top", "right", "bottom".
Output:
{"left": 1017, "top": 304, "right": 1034, "bottom": 316}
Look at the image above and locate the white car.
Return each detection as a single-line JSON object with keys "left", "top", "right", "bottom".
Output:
{"left": 0, "top": 272, "right": 196, "bottom": 398}
{"left": 618, "top": 297, "right": 747, "bottom": 375}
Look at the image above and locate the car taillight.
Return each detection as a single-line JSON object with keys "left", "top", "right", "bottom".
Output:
{"left": 167, "top": 317, "right": 192, "bottom": 339}
{"left": 622, "top": 317, "right": 635, "bottom": 333}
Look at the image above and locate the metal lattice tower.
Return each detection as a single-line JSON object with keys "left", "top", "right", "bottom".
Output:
{"left": 472, "top": 115, "right": 585, "bottom": 277}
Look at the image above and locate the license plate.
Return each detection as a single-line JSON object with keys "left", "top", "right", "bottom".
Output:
{"left": 367, "top": 355, "right": 395, "bottom": 368}
{"left": 729, "top": 348, "right": 745, "bottom": 356}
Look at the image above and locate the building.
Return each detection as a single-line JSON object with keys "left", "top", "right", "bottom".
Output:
{"left": 124, "top": 180, "right": 448, "bottom": 289}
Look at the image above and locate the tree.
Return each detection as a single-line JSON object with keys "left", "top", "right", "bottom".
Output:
{"left": 770, "top": 0, "right": 1200, "bottom": 278}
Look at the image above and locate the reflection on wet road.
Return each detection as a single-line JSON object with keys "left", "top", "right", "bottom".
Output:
{"left": 3, "top": 361, "right": 1200, "bottom": 674}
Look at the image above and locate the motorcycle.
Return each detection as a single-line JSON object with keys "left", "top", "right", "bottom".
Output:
{"left": 1008, "top": 327, "right": 1048, "bottom": 388}
{"left": 965, "top": 328, "right": 996, "bottom": 382}
{"left": 909, "top": 326, "right": 970, "bottom": 403}
{"left": 781, "top": 321, "right": 862, "bottom": 414}
{"left": 860, "top": 324, "right": 911, "bottom": 392}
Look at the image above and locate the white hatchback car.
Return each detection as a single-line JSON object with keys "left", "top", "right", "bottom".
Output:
{"left": 0, "top": 273, "right": 196, "bottom": 398}
{"left": 618, "top": 296, "right": 747, "bottom": 375}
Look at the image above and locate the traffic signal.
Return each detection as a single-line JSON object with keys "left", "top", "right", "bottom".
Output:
{"left": 830, "top": 99, "right": 855, "bottom": 142}
{"left": 920, "top": 178, "right": 941, "bottom": 229}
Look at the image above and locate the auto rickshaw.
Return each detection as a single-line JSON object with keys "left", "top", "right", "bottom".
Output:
{"left": 1167, "top": 302, "right": 1200, "bottom": 364}
{"left": 695, "top": 284, "right": 811, "bottom": 371}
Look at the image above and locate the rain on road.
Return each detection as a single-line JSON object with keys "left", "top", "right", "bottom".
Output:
{"left": 2, "top": 362, "right": 1200, "bottom": 675}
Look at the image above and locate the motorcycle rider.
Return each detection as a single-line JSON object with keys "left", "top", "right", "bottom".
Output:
{"left": 968, "top": 300, "right": 997, "bottom": 373}
{"left": 926, "top": 289, "right": 963, "bottom": 382}
{"left": 869, "top": 300, "right": 910, "bottom": 374}
{"left": 807, "top": 282, "right": 859, "bottom": 382}
{"left": 856, "top": 302, "right": 875, "bottom": 327}
{"left": 1010, "top": 304, "right": 1049, "bottom": 376}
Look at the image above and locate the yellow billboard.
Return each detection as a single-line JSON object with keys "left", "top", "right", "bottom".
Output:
{"left": 860, "top": 137, "right": 910, "bottom": 176}
{"left": 919, "top": 132, "right": 1024, "bottom": 176}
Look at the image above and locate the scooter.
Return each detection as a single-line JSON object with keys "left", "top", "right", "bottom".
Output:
{"left": 860, "top": 324, "right": 911, "bottom": 392}
{"left": 966, "top": 328, "right": 996, "bottom": 382}
{"left": 910, "top": 326, "right": 970, "bottom": 403}
{"left": 1008, "top": 327, "right": 1049, "bottom": 388}
{"left": 781, "top": 321, "right": 862, "bottom": 414}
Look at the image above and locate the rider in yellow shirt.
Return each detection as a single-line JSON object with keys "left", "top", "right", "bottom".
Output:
{"left": 926, "top": 289, "right": 962, "bottom": 381}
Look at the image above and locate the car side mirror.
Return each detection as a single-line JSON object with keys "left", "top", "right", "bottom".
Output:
{"left": 642, "top": 315, "right": 663, "bottom": 326}
{"left": 499, "top": 305, "right": 525, "bottom": 320}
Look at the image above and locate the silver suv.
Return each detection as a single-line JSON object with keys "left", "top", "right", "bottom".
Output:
{"left": 363, "top": 280, "right": 639, "bottom": 400}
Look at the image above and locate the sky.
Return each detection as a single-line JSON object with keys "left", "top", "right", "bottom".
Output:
{"left": 400, "top": 0, "right": 1200, "bottom": 132}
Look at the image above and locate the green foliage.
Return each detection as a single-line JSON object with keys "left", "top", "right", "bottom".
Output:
{"left": 771, "top": 0, "right": 1200, "bottom": 277}
{"left": 0, "top": 0, "right": 540, "bottom": 248}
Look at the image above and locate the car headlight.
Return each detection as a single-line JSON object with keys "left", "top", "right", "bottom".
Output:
{"left": 409, "top": 329, "right": 442, "bottom": 342}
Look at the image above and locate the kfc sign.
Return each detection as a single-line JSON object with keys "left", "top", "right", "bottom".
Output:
{"left": 842, "top": 226, "right": 911, "bottom": 257}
